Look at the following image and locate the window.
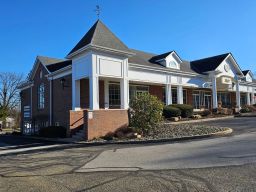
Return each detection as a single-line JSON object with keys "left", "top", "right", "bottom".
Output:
{"left": 109, "top": 83, "right": 120, "bottom": 108}
{"left": 204, "top": 92, "right": 212, "bottom": 109}
{"left": 39, "top": 70, "right": 43, "bottom": 79}
{"left": 38, "top": 83, "right": 45, "bottom": 109}
{"left": 217, "top": 92, "right": 231, "bottom": 108}
{"left": 129, "top": 85, "right": 149, "bottom": 101}
{"left": 162, "top": 87, "right": 166, "bottom": 104}
{"left": 172, "top": 88, "right": 177, "bottom": 104}
{"left": 193, "top": 91, "right": 200, "bottom": 109}
{"left": 169, "top": 61, "right": 177, "bottom": 68}
{"left": 183, "top": 90, "right": 187, "bottom": 104}
{"left": 240, "top": 93, "right": 247, "bottom": 107}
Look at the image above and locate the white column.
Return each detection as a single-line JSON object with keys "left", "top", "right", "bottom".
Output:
{"left": 211, "top": 75, "right": 218, "bottom": 109}
{"left": 251, "top": 89, "right": 255, "bottom": 105}
{"left": 104, "top": 80, "right": 109, "bottom": 109}
{"left": 235, "top": 81, "right": 241, "bottom": 109}
{"left": 89, "top": 76, "right": 99, "bottom": 110}
{"left": 247, "top": 92, "right": 251, "bottom": 105}
{"left": 120, "top": 78, "right": 129, "bottom": 109}
{"left": 177, "top": 85, "right": 183, "bottom": 104}
{"left": 72, "top": 79, "right": 80, "bottom": 110}
{"left": 165, "top": 84, "right": 172, "bottom": 105}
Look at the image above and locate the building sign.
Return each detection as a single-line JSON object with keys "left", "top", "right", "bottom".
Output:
{"left": 24, "top": 106, "right": 30, "bottom": 118}
{"left": 222, "top": 77, "right": 232, "bottom": 85}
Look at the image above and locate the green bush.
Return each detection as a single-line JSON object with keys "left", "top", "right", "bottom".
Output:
{"left": 39, "top": 126, "right": 67, "bottom": 138}
{"left": 170, "top": 104, "right": 194, "bottom": 118}
{"left": 240, "top": 107, "right": 252, "bottom": 113}
{"left": 201, "top": 110, "right": 211, "bottom": 117}
{"left": 129, "top": 93, "right": 164, "bottom": 134}
{"left": 163, "top": 106, "right": 181, "bottom": 118}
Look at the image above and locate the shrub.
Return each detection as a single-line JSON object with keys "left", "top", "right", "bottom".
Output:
{"left": 253, "top": 104, "right": 256, "bottom": 107}
{"left": 102, "top": 132, "right": 115, "bottom": 141}
{"left": 129, "top": 93, "right": 164, "bottom": 134}
{"left": 163, "top": 106, "right": 181, "bottom": 118}
{"left": 240, "top": 107, "right": 252, "bottom": 113}
{"left": 201, "top": 110, "right": 211, "bottom": 117}
{"left": 170, "top": 104, "right": 194, "bottom": 118}
{"left": 39, "top": 126, "right": 67, "bottom": 138}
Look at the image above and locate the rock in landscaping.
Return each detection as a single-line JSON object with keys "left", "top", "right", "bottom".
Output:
{"left": 170, "top": 117, "right": 179, "bottom": 122}
{"left": 192, "top": 115, "right": 202, "bottom": 119}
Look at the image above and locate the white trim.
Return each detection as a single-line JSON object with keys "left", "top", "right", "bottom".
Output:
{"left": 129, "top": 63, "right": 202, "bottom": 77}
{"left": 66, "top": 44, "right": 135, "bottom": 59}
{"left": 46, "top": 66, "right": 72, "bottom": 80}
{"left": 19, "top": 83, "right": 34, "bottom": 91}
{"left": 30, "top": 57, "right": 51, "bottom": 80}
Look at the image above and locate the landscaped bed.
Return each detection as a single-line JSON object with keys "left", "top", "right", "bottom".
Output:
{"left": 93, "top": 124, "right": 230, "bottom": 142}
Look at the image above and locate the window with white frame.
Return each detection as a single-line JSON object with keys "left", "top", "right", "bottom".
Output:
{"left": 129, "top": 85, "right": 149, "bottom": 101}
{"left": 109, "top": 83, "right": 121, "bottom": 108}
{"left": 172, "top": 88, "right": 177, "bottom": 104}
{"left": 193, "top": 91, "right": 200, "bottom": 109}
{"left": 38, "top": 83, "right": 45, "bottom": 109}
{"left": 183, "top": 90, "right": 187, "bottom": 104}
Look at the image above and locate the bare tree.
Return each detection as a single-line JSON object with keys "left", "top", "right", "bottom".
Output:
{"left": 0, "top": 72, "right": 23, "bottom": 127}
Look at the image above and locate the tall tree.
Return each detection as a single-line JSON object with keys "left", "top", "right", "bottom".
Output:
{"left": 0, "top": 72, "right": 23, "bottom": 127}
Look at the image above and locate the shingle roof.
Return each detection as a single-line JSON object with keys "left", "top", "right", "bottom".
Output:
{"left": 150, "top": 51, "right": 174, "bottom": 62}
{"left": 37, "top": 56, "right": 65, "bottom": 66}
{"left": 68, "top": 20, "right": 130, "bottom": 56}
{"left": 129, "top": 49, "right": 196, "bottom": 74}
{"left": 242, "top": 70, "right": 250, "bottom": 76}
{"left": 190, "top": 53, "right": 229, "bottom": 74}
{"left": 46, "top": 60, "right": 72, "bottom": 72}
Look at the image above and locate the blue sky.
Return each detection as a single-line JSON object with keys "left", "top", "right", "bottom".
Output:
{"left": 0, "top": 0, "right": 256, "bottom": 75}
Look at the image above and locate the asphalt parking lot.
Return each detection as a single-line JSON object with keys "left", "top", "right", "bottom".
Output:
{"left": 0, "top": 117, "right": 255, "bottom": 192}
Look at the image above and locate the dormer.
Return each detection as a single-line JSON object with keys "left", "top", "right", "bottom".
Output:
{"left": 150, "top": 51, "right": 182, "bottom": 70}
{"left": 242, "top": 70, "right": 254, "bottom": 82}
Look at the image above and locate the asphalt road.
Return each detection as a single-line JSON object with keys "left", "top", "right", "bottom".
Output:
{"left": 199, "top": 116, "right": 256, "bottom": 135}
{"left": 0, "top": 135, "right": 64, "bottom": 150}
{"left": 0, "top": 117, "right": 255, "bottom": 191}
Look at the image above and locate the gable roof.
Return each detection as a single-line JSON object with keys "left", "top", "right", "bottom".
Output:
{"left": 37, "top": 56, "right": 65, "bottom": 66}
{"left": 46, "top": 60, "right": 72, "bottom": 72}
{"left": 190, "top": 53, "right": 229, "bottom": 74}
{"left": 242, "top": 70, "right": 250, "bottom": 76}
{"left": 128, "top": 49, "right": 196, "bottom": 74}
{"left": 68, "top": 20, "right": 130, "bottom": 56}
{"left": 150, "top": 51, "right": 174, "bottom": 62}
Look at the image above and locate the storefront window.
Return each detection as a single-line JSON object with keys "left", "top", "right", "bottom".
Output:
{"left": 217, "top": 92, "right": 231, "bottom": 108}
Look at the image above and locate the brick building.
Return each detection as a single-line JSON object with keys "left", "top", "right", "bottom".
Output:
{"left": 19, "top": 20, "right": 256, "bottom": 140}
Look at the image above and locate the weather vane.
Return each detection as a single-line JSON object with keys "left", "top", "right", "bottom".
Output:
{"left": 95, "top": 5, "right": 101, "bottom": 19}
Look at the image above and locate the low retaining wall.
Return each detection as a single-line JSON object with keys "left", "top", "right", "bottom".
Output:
{"left": 70, "top": 109, "right": 129, "bottom": 140}
{"left": 85, "top": 109, "right": 129, "bottom": 140}
{"left": 69, "top": 110, "right": 86, "bottom": 135}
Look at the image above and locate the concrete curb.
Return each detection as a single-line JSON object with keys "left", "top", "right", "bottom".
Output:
{"left": 166, "top": 116, "right": 234, "bottom": 125}
{"left": 0, "top": 128, "right": 233, "bottom": 156}
{"left": 234, "top": 113, "right": 256, "bottom": 118}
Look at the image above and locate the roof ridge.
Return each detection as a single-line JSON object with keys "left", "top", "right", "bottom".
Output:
{"left": 191, "top": 53, "right": 230, "bottom": 62}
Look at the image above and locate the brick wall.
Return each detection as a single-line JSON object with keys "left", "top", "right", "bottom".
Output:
{"left": 69, "top": 110, "right": 86, "bottom": 135}
{"left": 31, "top": 63, "right": 50, "bottom": 124}
{"left": 149, "top": 85, "right": 164, "bottom": 102}
{"left": 20, "top": 88, "right": 31, "bottom": 132}
{"left": 80, "top": 79, "right": 105, "bottom": 109}
{"left": 85, "top": 109, "right": 129, "bottom": 140}
{"left": 52, "top": 74, "right": 72, "bottom": 128}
